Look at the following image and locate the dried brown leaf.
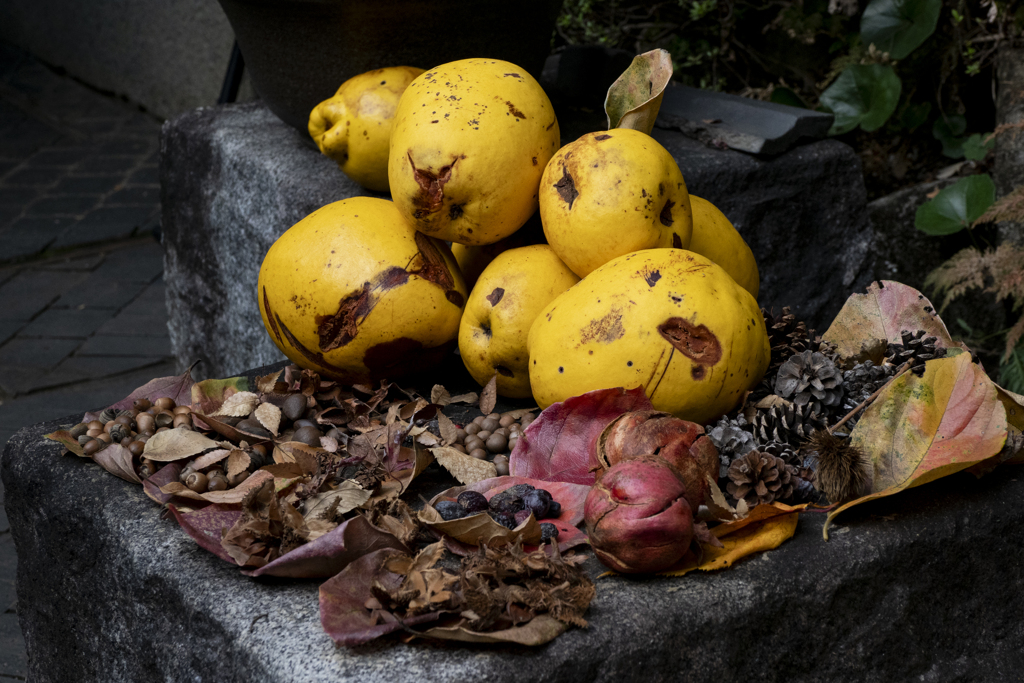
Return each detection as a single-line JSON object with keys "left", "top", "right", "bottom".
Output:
{"left": 160, "top": 469, "right": 274, "bottom": 504}
{"left": 143, "top": 429, "right": 222, "bottom": 462}
{"left": 304, "top": 481, "right": 372, "bottom": 521}
{"left": 437, "top": 412, "right": 459, "bottom": 445}
{"left": 254, "top": 402, "right": 282, "bottom": 436}
{"left": 212, "top": 391, "right": 260, "bottom": 418}
{"left": 431, "top": 446, "right": 497, "bottom": 485}
{"left": 431, "top": 385, "right": 451, "bottom": 407}
{"left": 419, "top": 505, "right": 542, "bottom": 547}
{"left": 226, "top": 449, "right": 251, "bottom": 478}
{"left": 256, "top": 369, "right": 283, "bottom": 394}
{"left": 93, "top": 443, "right": 142, "bottom": 484}
{"left": 192, "top": 448, "right": 232, "bottom": 470}
{"left": 480, "top": 375, "right": 498, "bottom": 416}
{"left": 449, "top": 392, "right": 479, "bottom": 404}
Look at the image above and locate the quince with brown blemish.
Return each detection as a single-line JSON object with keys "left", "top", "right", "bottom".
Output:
{"left": 388, "top": 59, "right": 560, "bottom": 246}
{"left": 257, "top": 197, "right": 467, "bottom": 383}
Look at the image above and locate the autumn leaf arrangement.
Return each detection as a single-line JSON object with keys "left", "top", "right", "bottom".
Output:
{"left": 44, "top": 279, "right": 1024, "bottom": 646}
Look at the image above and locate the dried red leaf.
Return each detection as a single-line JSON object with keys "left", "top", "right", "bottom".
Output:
{"left": 246, "top": 515, "right": 408, "bottom": 578}
{"left": 93, "top": 443, "right": 141, "bottom": 484}
{"left": 169, "top": 503, "right": 242, "bottom": 564}
{"left": 509, "top": 387, "right": 654, "bottom": 485}
{"left": 142, "top": 463, "right": 184, "bottom": 505}
{"left": 86, "top": 364, "right": 197, "bottom": 421}
{"left": 319, "top": 548, "right": 444, "bottom": 646}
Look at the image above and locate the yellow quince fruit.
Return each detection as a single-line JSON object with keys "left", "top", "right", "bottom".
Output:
{"left": 258, "top": 197, "right": 466, "bottom": 383}
{"left": 388, "top": 59, "right": 561, "bottom": 246}
{"left": 309, "top": 66, "right": 424, "bottom": 192}
{"left": 528, "top": 248, "right": 768, "bottom": 424}
{"left": 460, "top": 245, "right": 580, "bottom": 398}
{"left": 451, "top": 213, "right": 546, "bottom": 288}
{"left": 687, "top": 195, "right": 759, "bottom": 299}
{"left": 538, "top": 129, "right": 693, "bottom": 278}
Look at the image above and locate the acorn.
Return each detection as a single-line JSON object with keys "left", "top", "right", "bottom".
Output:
{"left": 185, "top": 471, "right": 208, "bottom": 493}
{"left": 207, "top": 471, "right": 229, "bottom": 491}
{"left": 155, "top": 397, "right": 175, "bottom": 411}
{"left": 69, "top": 423, "right": 89, "bottom": 439}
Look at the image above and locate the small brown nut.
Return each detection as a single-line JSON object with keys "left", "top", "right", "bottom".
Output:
{"left": 128, "top": 441, "right": 145, "bottom": 457}
{"left": 476, "top": 430, "right": 492, "bottom": 441}
{"left": 173, "top": 405, "right": 192, "bottom": 415}
{"left": 156, "top": 426, "right": 170, "bottom": 433}
{"left": 464, "top": 423, "right": 481, "bottom": 436}
{"left": 455, "top": 428, "right": 467, "bottom": 443}
{"left": 173, "top": 414, "right": 193, "bottom": 428}
{"left": 451, "top": 444, "right": 467, "bottom": 454}
{"left": 479, "top": 418, "right": 499, "bottom": 432}
{"left": 133, "top": 398, "right": 152, "bottom": 411}
{"left": 83, "top": 439, "right": 102, "bottom": 455}
{"left": 494, "top": 427, "right": 509, "bottom": 438}
{"left": 115, "top": 414, "right": 135, "bottom": 428}
{"left": 185, "top": 472, "right": 208, "bottom": 493}
{"left": 207, "top": 473, "right": 229, "bottom": 492}
{"left": 136, "top": 413, "right": 155, "bottom": 433}
{"left": 77, "top": 435, "right": 92, "bottom": 446}
{"left": 493, "top": 454, "right": 510, "bottom": 476}
{"left": 293, "top": 425, "right": 322, "bottom": 447}
{"left": 104, "top": 420, "right": 116, "bottom": 433}
{"left": 469, "top": 448, "right": 488, "bottom": 460}
{"left": 180, "top": 464, "right": 196, "bottom": 482}
{"left": 97, "top": 432, "right": 112, "bottom": 444}
{"left": 226, "top": 470, "right": 248, "bottom": 487}
{"left": 472, "top": 415, "right": 486, "bottom": 425}
{"left": 282, "top": 393, "right": 306, "bottom": 422}
{"left": 508, "top": 436, "right": 519, "bottom": 451}
{"left": 136, "top": 434, "right": 150, "bottom": 444}
{"left": 293, "top": 418, "right": 317, "bottom": 429}
{"left": 486, "top": 413, "right": 500, "bottom": 421}
{"left": 87, "top": 420, "right": 105, "bottom": 431}
{"left": 87, "top": 427, "right": 103, "bottom": 438}
{"left": 464, "top": 436, "right": 484, "bottom": 453}
{"left": 485, "top": 433, "right": 508, "bottom": 453}
{"left": 155, "top": 412, "right": 175, "bottom": 428}
{"left": 499, "top": 415, "right": 516, "bottom": 428}
{"left": 69, "top": 423, "right": 89, "bottom": 439}
{"left": 251, "top": 443, "right": 268, "bottom": 459}
{"left": 138, "top": 463, "right": 156, "bottom": 479}
{"left": 155, "top": 397, "right": 175, "bottom": 411}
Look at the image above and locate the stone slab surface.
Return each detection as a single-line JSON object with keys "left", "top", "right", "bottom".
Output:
{"left": 4, "top": 411, "right": 1024, "bottom": 682}
{"left": 162, "top": 102, "right": 874, "bottom": 380}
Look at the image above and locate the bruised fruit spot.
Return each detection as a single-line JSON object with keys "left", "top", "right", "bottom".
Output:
{"left": 410, "top": 232, "right": 462, "bottom": 307}
{"left": 480, "top": 321, "right": 492, "bottom": 337}
{"left": 317, "top": 282, "right": 372, "bottom": 351}
{"left": 277, "top": 316, "right": 353, "bottom": 377}
{"left": 262, "top": 287, "right": 283, "bottom": 345}
{"left": 692, "top": 366, "right": 706, "bottom": 380}
{"left": 532, "top": 157, "right": 538, "bottom": 166}
{"left": 658, "top": 318, "right": 722, "bottom": 366}
{"left": 672, "top": 233, "right": 682, "bottom": 249}
{"left": 448, "top": 203, "right": 464, "bottom": 220}
{"left": 363, "top": 337, "right": 455, "bottom": 380}
{"left": 496, "top": 365, "right": 514, "bottom": 377}
{"left": 376, "top": 266, "right": 409, "bottom": 291}
{"left": 579, "top": 308, "right": 625, "bottom": 344}
{"left": 555, "top": 166, "right": 579, "bottom": 210}
{"left": 446, "top": 290, "right": 465, "bottom": 307}
{"left": 505, "top": 101, "right": 526, "bottom": 119}
{"left": 486, "top": 287, "right": 505, "bottom": 306}
{"left": 594, "top": 134, "right": 612, "bottom": 141}
{"left": 659, "top": 200, "right": 675, "bottom": 227}
{"left": 409, "top": 152, "right": 456, "bottom": 219}
{"left": 642, "top": 268, "right": 662, "bottom": 287}
{"left": 504, "top": 73, "right": 522, "bottom": 78}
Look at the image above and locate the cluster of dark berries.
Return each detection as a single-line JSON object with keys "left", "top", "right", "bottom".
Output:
{"left": 433, "top": 484, "right": 561, "bottom": 542}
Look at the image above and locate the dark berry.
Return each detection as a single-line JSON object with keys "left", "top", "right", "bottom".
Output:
{"left": 545, "top": 500, "right": 562, "bottom": 519}
{"left": 435, "top": 500, "right": 468, "bottom": 521}
{"left": 514, "top": 509, "right": 532, "bottom": 527}
{"left": 540, "top": 523, "right": 560, "bottom": 543}
{"left": 457, "top": 490, "right": 489, "bottom": 513}
{"left": 489, "top": 483, "right": 535, "bottom": 512}
{"left": 521, "top": 489, "right": 550, "bottom": 518}
{"left": 489, "top": 510, "right": 517, "bottom": 529}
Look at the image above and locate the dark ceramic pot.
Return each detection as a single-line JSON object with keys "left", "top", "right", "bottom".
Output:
{"left": 217, "top": 0, "right": 564, "bottom": 133}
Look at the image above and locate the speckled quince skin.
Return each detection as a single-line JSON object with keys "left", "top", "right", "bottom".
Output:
{"left": 688, "top": 195, "right": 760, "bottom": 298}
{"left": 388, "top": 59, "right": 561, "bottom": 246}
{"left": 538, "top": 129, "right": 693, "bottom": 278}
{"left": 527, "top": 248, "right": 768, "bottom": 425}
{"left": 257, "top": 197, "right": 467, "bottom": 383}
{"left": 308, "top": 66, "right": 424, "bottom": 192}
{"left": 459, "top": 245, "right": 580, "bottom": 398}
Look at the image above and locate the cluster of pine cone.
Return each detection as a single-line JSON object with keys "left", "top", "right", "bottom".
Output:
{"left": 707, "top": 307, "right": 947, "bottom": 508}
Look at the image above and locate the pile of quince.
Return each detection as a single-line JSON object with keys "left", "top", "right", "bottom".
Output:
{"left": 259, "top": 52, "right": 768, "bottom": 426}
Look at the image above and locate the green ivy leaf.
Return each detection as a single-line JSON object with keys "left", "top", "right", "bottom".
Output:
{"left": 962, "top": 133, "right": 995, "bottom": 161}
{"left": 899, "top": 101, "right": 931, "bottom": 131}
{"left": 821, "top": 64, "right": 902, "bottom": 135}
{"left": 932, "top": 115, "right": 968, "bottom": 158}
{"left": 860, "top": 0, "right": 941, "bottom": 59}
{"left": 769, "top": 87, "right": 806, "bottom": 109}
{"left": 914, "top": 174, "right": 996, "bottom": 235}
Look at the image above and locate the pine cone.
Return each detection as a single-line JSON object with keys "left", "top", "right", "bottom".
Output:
{"left": 708, "top": 414, "right": 758, "bottom": 478}
{"left": 841, "top": 360, "right": 897, "bottom": 412}
{"left": 752, "top": 401, "right": 827, "bottom": 446}
{"left": 763, "top": 306, "right": 810, "bottom": 371}
{"left": 726, "top": 451, "right": 798, "bottom": 506}
{"left": 775, "top": 350, "right": 844, "bottom": 408}
{"left": 885, "top": 330, "right": 948, "bottom": 376}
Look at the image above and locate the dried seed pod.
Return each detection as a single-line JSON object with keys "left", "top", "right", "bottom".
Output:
{"left": 99, "top": 408, "right": 118, "bottom": 424}
{"left": 109, "top": 424, "right": 130, "bottom": 443}
{"left": 155, "top": 412, "right": 175, "bottom": 428}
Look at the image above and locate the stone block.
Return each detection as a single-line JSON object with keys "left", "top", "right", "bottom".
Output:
{"left": 4, "top": 413, "right": 1024, "bottom": 682}
{"left": 16, "top": 307, "right": 112, "bottom": 339}
{"left": 0, "top": 270, "right": 87, "bottom": 321}
{"left": 162, "top": 102, "right": 874, "bottom": 379}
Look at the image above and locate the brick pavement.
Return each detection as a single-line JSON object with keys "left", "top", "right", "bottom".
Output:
{"left": 0, "top": 42, "right": 178, "bottom": 679}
